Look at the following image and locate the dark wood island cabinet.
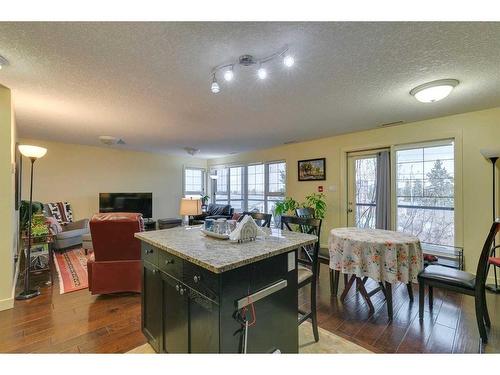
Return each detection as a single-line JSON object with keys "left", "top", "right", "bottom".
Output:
{"left": 135, "top": 226, "right": 317, "bottom": 354}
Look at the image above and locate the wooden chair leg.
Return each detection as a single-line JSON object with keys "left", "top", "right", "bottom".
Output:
{"left": 406, "top": 283, "right": 414, "bottom": 302}
{"left": 385, "top": 282, "right": 393, "bottom": 320}
{"left": 343, "top": 273, "right": 348, "bottom": 287}
{"left": 356, "top": 277, "right": 375, "bottom": 314}
{"left": 428, "top": 286, "right": 434, "bottom": 310}
{"left": 418, "top": 280, "right": 424, "bottom": 320}
{"left": 311, "top": 279, "right": 319, "bottom": 342}
{"left": 482, "top": 288, "right": 491, "bottom": 328}
{"left": 475, "top": 294, "right": 488, "bottom": 344}
{"left": 340, "top": 274, "right": 355, "bottom": 302}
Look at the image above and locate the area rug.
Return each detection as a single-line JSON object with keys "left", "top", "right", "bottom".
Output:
{"left": 53, "top": 248, "right": 89, "bottom": 294}
{"left": 127, "top": 322, "right": 372, "bottom": 354}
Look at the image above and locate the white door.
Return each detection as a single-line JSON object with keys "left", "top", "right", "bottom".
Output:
{"left": 347, "top": 152, "right": 380, "bottom": 228}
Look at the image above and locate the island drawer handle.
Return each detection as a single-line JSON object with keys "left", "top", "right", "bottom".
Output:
{"left": 165, "top": 259, "right": 174, "bottom": 265}
{"left": 175, "top": 284, "right": 180, "bottom": 292}
{"left": 193, "top": 275, "right": 201, "bottom": 283}
{"left": 145, "top": 249, "right": 154, "bottom": 255}
{"left": 236, "top": 279, "right": 288, "bottom": 310}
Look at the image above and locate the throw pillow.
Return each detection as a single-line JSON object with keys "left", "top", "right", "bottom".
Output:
{"left": 47, "top": 202, "right": 73, "bottom": 225}
{"left": 46, "top": 216, "right": 63, "bottom": 234}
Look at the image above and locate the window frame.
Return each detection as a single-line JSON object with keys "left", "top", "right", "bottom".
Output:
{"left": 392, "top": 138, "right": 456, "bottom": 246}
{"left": 210, "top": 160, "right": 287, "bottom": 213}
{"left": 182, "top": 166, "right": 206, "bottom": 198}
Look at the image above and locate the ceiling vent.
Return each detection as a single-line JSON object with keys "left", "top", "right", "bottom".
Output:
{"left": 0, "top": 55, "right": 9, "bottom": 69}
{"left": 378, "top": 120, "right": 404, "bottom": 128}
{"left": 99, "top": 136, "right": 125, "bottom": 145}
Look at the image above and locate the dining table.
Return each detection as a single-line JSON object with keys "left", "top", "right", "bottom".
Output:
{"left": 328, "top": 227, "right": 424, "bottom": 320}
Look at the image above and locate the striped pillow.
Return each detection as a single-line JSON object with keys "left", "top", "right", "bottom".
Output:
{"left": 47, "top": 202, "right": 73, "bottom": 225}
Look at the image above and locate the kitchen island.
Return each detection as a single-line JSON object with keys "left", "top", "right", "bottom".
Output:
{"left": 135, "top": 226, "right": 317, "bottom": 353}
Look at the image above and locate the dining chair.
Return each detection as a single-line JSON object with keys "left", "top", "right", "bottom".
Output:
{"left": 237, "top": 211, "right": 272, "bottom": 227}
{"left": 295, "top": 208, "right": 342, "bottom": 295}
{"left": 418, "top": 219, "right": 500, "bottom": 343}
{"left": 281, "top": 215, "right": 322, "bottom": 342}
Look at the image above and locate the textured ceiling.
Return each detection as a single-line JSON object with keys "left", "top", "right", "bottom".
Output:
{"left": 1, "top": 22, "right": 500, "bottom": 158}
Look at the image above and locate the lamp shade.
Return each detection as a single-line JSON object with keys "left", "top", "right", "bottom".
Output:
{"left": 18, "top": 145, "right": 47, "bottom": 159}
{"left": 179, "top": 198, "right": 202, "bottom": 216}
{"left": 480, "top": 148, "right": 500, "bottom": 159}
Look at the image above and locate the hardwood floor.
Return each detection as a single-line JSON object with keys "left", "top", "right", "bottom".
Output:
{"left": 2, "top": 263, "right": 500, "bottom": 353}
{"left": 299, "top": 264, "right": 500, "bottom": 353}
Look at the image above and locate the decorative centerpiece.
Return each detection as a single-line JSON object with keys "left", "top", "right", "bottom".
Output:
{"left": 201, "top": 215, "right": 265, "bottom": 243}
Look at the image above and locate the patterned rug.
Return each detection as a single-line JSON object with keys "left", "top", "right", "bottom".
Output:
{"left": 53, "top": 248, "right": 89, "bottom": 294}
{"left": 127, "top": 322, "right": 373, "bottom": 354}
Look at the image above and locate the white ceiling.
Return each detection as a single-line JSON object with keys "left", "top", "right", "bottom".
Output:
{"left": 1, "top": 22, "right": 500, "bottom": 158}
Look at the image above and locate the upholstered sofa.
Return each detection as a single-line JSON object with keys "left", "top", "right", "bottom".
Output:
{"left": 43, "top": 203, "right": 90, "bottom": 250}
{"left": 191, "top": 203, "right": 234, "bottom": 224}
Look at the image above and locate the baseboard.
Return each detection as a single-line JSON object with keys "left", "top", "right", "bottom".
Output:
{"left": 0, "top": 297, "right": 14, "bottom": 311}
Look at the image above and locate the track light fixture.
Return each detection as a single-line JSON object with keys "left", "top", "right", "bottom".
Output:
{"left": 209, "top": 45, "right": 294, "bottom": 93}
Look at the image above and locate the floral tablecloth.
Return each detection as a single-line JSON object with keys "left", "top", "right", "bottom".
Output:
{"left": 328, "top": 227, "right": 424, "bottom": 284}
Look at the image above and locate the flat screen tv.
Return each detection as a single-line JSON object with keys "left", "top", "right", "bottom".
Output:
{"left": 99, "top": 192, "right": 153, "bottom": 218}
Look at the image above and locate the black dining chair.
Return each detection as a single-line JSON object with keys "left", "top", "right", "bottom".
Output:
{"left": 295, "top": 207, "right": 338, "bottom": 294}
{"left": 418, "top": 219, "right": 500, "bottom": 343}
{"left": 281, "top": 215, "right": 322, "bottom": 342}
{"left": 237, "top": 211, "right": 272, "bottom": 227}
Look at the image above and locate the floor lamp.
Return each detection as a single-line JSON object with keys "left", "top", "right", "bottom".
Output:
{"left": 16, "top": 145, "right": 47, "bottom": 300}
{"left": 481, "top": 148, "right": 500, "bottom": 293}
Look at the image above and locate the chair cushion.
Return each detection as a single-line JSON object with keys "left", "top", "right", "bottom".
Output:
{"left": 489, "top": 257, "right": 500, "bottom": 267}
{"left": 418, "top": 265, "right": 475, "bottom": 290}
{"left": 319, "top": 247, "right": 330, "bottom": 260}
{"left": 298, "top": 265, "right": 313, "bottom": 284}
{"left": 56, "top": 228, "right": 88, "bottom": 240}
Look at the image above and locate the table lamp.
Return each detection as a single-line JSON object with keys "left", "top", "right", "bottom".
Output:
{"left": 480, "top": 148, "right": 500, "bottom": 293}
{"left": 179, "top": 198, "right": 202, "bottom": 228}
{"left": 16, "top": 145, "right": 47, "bottom": 300}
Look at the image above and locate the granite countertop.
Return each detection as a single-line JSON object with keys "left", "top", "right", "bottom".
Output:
{"left": 135, "top": 226, "right": 317, "bottom": 273}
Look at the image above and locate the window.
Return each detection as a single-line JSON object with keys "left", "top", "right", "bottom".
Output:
{"left": 183, "top": 167, "right": 205, "bottom": 197}
{"left": 354, "top": 156, "right": 377, "bottom": 229}
{"left": 395, "top": 141, "right": 454, "bottom": 246}
{"left": 212, "top": 161, "right": 286, "bottom": 215}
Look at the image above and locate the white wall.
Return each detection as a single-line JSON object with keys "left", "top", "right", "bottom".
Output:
{"left": 19, "top": 139, "right": 207, "bottom": 221}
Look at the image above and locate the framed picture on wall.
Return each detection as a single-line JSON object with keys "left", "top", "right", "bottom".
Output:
{"left": 14, "top": 142, "right": 22, "bottom": 210}
{"left": 298, "top": 158, "right": 326, "bottom": 181}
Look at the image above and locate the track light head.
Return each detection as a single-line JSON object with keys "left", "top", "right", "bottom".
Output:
{"left": 211, "top": 75, "right": 220, "bottom": 94}
{"left": 283, "top": 55, "right": 294, "bottom": 67}
{"left": 257, "top": 66, "right": 267, "bottom": 80}
{"left": 223, "top": 67, "right": 234, "bottom": 82}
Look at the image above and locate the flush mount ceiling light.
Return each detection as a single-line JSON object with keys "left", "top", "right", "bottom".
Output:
{"left": 410, "top": 79, "right": 459, "bottom": 103}
{"left": 209, "top": 45, "right": 294, "bottom": 94}
{"left": 184, "top": 146, "right": 200, "bottom": 156}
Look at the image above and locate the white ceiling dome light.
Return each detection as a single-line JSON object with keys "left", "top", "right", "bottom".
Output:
{"left": 410, "top": 79, "right": 459, "bottom": 103}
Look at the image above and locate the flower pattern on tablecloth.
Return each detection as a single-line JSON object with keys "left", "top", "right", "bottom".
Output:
{"left": 328, "top": 227, "right": 424, "bottom": 284}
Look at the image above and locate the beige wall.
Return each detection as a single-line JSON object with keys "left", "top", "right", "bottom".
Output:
{"left": 208, "top": 106, "right": 500, "bottom": 277}
{"left": 19, "top": 139, "right": 207, "bottom": 222}
{"left": 0, "top": 84, "right": 16, "bottom": 311}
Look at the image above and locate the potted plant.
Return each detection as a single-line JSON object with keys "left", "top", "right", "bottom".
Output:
{"left": 302, "top": 193, "right": 327, "bottom": 219}
{"left": 201, "top": 195, "right": 210, "bottom": 210}
{"left": 273, "top": 197, "right": 299, "bottom": 227}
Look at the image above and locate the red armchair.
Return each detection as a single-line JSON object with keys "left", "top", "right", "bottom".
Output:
{"left": 88, "top": 212, "right": 144, "bottom": 295}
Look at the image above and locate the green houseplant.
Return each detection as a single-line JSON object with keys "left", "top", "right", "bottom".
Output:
{"left": 302, "top": 193, "right": 327, "bottom": 219}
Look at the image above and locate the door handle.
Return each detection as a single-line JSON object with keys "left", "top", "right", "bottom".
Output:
{"left": 347, "top": 208, "right": 353, "bottom": 213}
